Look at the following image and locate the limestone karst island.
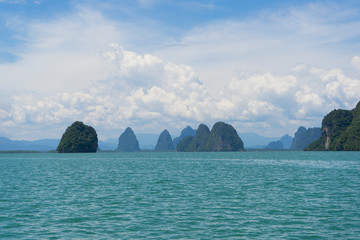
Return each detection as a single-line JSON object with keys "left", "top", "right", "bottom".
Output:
{"left": 306, "top": 101, "right": 360, "bottom": 151}
{"left": 54, "top": 101, "right": 360, "bottom": 153}
{"left": 57, "top": 121, "right": 98, "bottom": 153}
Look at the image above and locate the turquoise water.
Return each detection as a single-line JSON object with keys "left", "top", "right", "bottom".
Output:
{"left": 1, "top": 151, "right": 360, "bottom": 239}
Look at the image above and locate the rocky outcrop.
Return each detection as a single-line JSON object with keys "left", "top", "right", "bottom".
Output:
{"left": 205, "top": 122, "right": 244, "bottom": 151}
{"left": 176, "top": 124, "right": 210, "bottom": 152}
{"left": 155, "top": 130, "right": 175, "bottom": 151}
{"left": 57, "top": 121, "right": 98, "bottom": 153}
{"left": 177, "top": 122, "right": 244, "bottom": 152}
{"left": 307, "top": 102, "right": 360, "bottom": 151}
{"left": 265, "top": 140, "right": 284, "bottom": 150}
{"left": 191, "top": 124, "right": 211, "bottom": 151}
{"left": 117, "top": 127, "right": 140, "bottom": 152}
{"left": 280, "top": 134, "right": 293, "bottom": 149}
{"left": 290, "top": 126, "right": 321, "bottom": 150}
{"left": 173, "top": 126, "right": 197, "bottom": 147}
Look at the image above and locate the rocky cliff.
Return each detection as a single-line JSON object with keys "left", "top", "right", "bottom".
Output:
{"left": 204, "top": 122, "right": 244, "bottom": 151}
{"left": 265, "top": 140, "right": 284, "bottom": 150}
{"left": 173, "top": 126, "right": 197, "bottom": 147}
{"left": 155, "top": 130, "right": 175, "bottom": 151}
{"left": 307, "top": 102, "right": 360, "bottom": 151}
{"left": 176, "top": 124, "right": 210, "bottom": 152}
{"left": 117, "top": 127, "right": 140, "bottom": 152}
{"left": 280, "top": 134, "right": 293, "bottom": 149}
{"left": 290, "top": 126, "right": 321, "bottom": 150}
{"left": 177, "top": 122, "right": 244, "bottom": 152}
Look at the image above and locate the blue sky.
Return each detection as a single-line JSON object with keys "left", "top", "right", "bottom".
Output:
{"left": 0, "top": 0, "right": 360, "bottom": 140}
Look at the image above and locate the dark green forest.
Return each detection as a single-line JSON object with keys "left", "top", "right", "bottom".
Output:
{"left": 57, "top": 121, "right": 98, "bottom": 153}
{"left": 307, "top": 102, "right": 360, "bottom": 151}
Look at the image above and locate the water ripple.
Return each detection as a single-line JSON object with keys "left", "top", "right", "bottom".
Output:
{"left": 1, "top": 152, "right": 360, "bottom": 239}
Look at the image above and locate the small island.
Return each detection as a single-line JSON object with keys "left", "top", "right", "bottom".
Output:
{"left": 177, "top": 122, "right": 244, "bottom": 152}
{"left": 155, "top": 129, "right": 175, "bottom": 151}
{"left": 47, "top": 100, "right": 360, "bottom": 153}
{"left": 57, "top": 121, "right": 98, "bottom": 153}
{"left": 117, "top": 127, "right": 140, "bottom": 152}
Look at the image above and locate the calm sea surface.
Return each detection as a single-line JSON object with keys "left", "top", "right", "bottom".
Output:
{"left": 1, "top": 151, "right": 360, "bottom": 239}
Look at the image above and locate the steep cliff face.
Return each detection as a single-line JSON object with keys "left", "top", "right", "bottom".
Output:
{"left": 307, "top": 102, "right": 360, "bottom": 151}
{"left": 191, "top": 124, "right": 211, "bottom": 151}
{"left": 173, "top": 126, "right": 197, "bottom": 147}
{"left": 57, "top": 121, "right": 98, "bottom": 153}
{"left": 342, "top": 102, "right": 360, "bottom": 150}
{"left": 290, "top": 126, "right": 321, "bottom": 150}
{"left": 205, "top": 122, "right": 244, "bottom": 151}
{"left": 177, "top": 122, "right": 244, "bottom": 152}
{"left": 265, "top": 140, "right": 284, "bottom": 150}
{"left": 176, "top": 136, "right": 194, "bottom": 152}
{"left": 280, "top": 134, "right": 293, "bottom": 149}
{"left": 155, "top": 130, "right": 175, "bottom": 151}
{"left": 176, "top": 124, "right": 210, "bottom": 152}
{"left": 117, "top": 127, "right": 140, "bottom": 152}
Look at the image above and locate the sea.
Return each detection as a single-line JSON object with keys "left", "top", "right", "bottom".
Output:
{"left": 1, "top": 151, "right": 360, "bottom": 239}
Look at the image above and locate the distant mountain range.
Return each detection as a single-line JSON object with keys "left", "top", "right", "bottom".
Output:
{"left": 0, "top": 135, "right": 163, "bottom": 152}
{"left": 0, "top": 137, "right": 60, "bottom": 151}
{"left": 238, "top": 133, "right": 279, "bottom": 149}
{"left": 3, "top": 102, "right": 359, "bottom": 152}
{"left": 0, "top": 133, "right": 282, "bottom": 151}
{"left": 0, "top": 131, "right": 291, "bottom": 151}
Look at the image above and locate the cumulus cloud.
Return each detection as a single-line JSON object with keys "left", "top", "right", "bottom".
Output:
{"left": 2, "top": 44, "right": 359, "bottom": 139}
{"left": 0, "top": 44, "right": 218, "bottom": 139}
{"left": 1, "top": 2, "right": 360, "bottom": 139}
{"left": 295, "top": 86, "right": 324, "bottom": 117}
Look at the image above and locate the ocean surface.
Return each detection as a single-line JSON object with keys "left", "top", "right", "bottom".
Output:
{"left": 1, "top": 151, "right": 360, "bottom": 239}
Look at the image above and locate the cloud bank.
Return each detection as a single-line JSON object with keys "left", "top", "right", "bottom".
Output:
{"left": 1, "top": 42, "right": 359, "bottom": 139}
{"left": 1, "top": 2, "right": 360, "bottom": 140}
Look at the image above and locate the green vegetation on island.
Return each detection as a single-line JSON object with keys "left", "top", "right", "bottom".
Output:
{"left": 176, "top": 124, "right": 210, "bottom": 151}
{"left": 290, "top": 126, "right": 321, "bottom": 150}
{"left": 205, "top": 122, "right": 244, "bottom": 151}
{"left": 173, "top": 126, "right": 197, "bottom": 148}
{"left": 6, "top": 101, "right": 358, "bottom": 153}
{"left": 306, "top": 101, "right": 360, "bottom": 151}
{"left": 177, "top": 122, "right": 244, "bottom": 152}
{"left": 117, "top": 127, "right": 140, "bottom": 152}
{"left": 57, "top": 121, "right": 98, "bottom": 153}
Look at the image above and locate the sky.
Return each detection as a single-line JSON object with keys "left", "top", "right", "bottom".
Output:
{"left": 0, "top": 0, "right": 360, "bottom": 140}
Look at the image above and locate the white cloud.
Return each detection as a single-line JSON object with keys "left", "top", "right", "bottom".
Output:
{"left": 0, "top": 9, "right": 125, "bottom": 95}
{"left": 1, "top": 42, "right": 360, "bottom": 139}
{"left": 0, "top": 43, "right": 217, "bottom": 139}
{"left": 1, "top": 3, "right": 360, "bottom": 139}
{"left": 225, "top": 72, "right": 298, "bottom": 121}
{"left": 351, "top": 56, "right": 360, "bottom": 70}
{"left": 291, "top": 65, "right": 307, "bottom": 72}
{"left": 295, "top": 86, "right": 324, "bottom": 117}
{"left": 155, "top": 2, "right": 360, "bottom": 96}
{"left": 0, "top": 109, "right": 9, "bottom": 120}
